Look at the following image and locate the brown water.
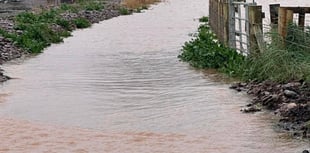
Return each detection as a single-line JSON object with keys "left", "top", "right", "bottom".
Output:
{"left": 0, "top": 0, "right": 309, "bottom": 152}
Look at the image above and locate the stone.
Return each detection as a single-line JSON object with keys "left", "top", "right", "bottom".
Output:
{"left": 284, "top": 90, "right": 298, "bottom": 98}
{"left": 287, "top": 103, "right": 297, "bottom": 109}
{"left": 302, "top": 150, "right": 309, "bottom": 153}
{"left": 241, "top": 105, "right": 262, "bottom": 113}
{"left": 283, "top": 82, "right": 301, "bottom": 89}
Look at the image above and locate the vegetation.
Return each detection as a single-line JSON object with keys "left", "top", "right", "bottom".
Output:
{"left": 119, "top": 7, "right": 131, "bottom": 15}
{"left": 0, "top": 0, "right": 160, "bottom": 54}
{"left": 73, "top": 18, "right": 91, "bottom": 29}
{"left": 242, "top": 23, "right": 310, "bottom": 82}
{"left": 178, "top": 17, "right": 245, "bottom": 77}
{"left": 179, "top": 17, "right": 310, "bottom": 83}
{"left": 0, "top": 0, "right": 107, "bottom": 53}
{"left": 122, "top": 0, "right": 160, "bottom": 9}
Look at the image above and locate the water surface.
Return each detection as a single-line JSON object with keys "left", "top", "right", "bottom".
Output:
{"left": 0, "top": 0, "right": 309, "bottom": 152}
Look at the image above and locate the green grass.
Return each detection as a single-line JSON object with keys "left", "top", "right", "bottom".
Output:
{"left": 73, "top": 18, "right": 91, "bottom": 29}
{"left": 119, "top": 7, "right": 131, "bottom": 15}
{"left": 241, "top": 23, "right": 310, "bottom": 82}
{"left": 0, "top": 0, "right": 109, "bottom": 53}
{"left": 179, "top": 17, "right": 310, "bottom": 83}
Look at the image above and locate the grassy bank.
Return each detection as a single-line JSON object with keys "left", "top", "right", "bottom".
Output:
{"left": 0, "top": 0, "right": 107, "bottom": 54}
{"left": 0, "top": 0, "right": 162, "bottom": 54}
{"left": 0, "top": 0, "right": 131, "bottom": 54}
{"left": 179, "top": 17, "right": 310, "bottom": 83}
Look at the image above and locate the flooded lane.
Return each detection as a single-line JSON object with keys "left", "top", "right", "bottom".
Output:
{"left": 0, "top": 0, "right": 309, "bottom": 152}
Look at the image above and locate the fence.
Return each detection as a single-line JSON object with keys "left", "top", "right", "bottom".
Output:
{"left": 209, "top": 0, "right": 262, "bottom": 55}
{"left": 209, "top": 0, "right": 229, "bottom": 46}
{"left": 209, "top": 0, "right": 310, "bottom": 56}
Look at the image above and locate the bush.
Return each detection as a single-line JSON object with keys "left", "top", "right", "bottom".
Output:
{"left": 178, "top": 18, "right": 245, "bottom": 77}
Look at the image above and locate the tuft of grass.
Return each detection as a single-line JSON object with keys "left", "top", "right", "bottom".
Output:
{"left": 119, "top": 7, "right": 131, "bottom": 15}
{"left": 59, "top": 4, "right": 79, "bottom": 13}
{"left": 73, "top": 18, "right": 91, "bottom": 29}
{"left": 199, "top": 16, "right": 208, "bottom": 23}
{"left": 56, "top": 18, "right": 72, "bottom": 31}
{"left": 122, "top": 0, "right": 160, "bottom": 9}
{"left": 84, "top": 2, "right": 104, "bottom": 11}
{"left": 241, "top": 23, "right": 310, "bottom": 83}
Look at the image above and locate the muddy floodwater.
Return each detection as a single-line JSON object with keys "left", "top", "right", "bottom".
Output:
{"left": 0, "top": 0, "right": 309, "bottom": 152}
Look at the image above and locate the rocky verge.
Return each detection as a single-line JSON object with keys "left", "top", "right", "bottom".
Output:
{"left": 0, "top": 0, "right": 122, "bottom": 81}
{"left": 231, "top": 81, "right": 310, "bottom": 138}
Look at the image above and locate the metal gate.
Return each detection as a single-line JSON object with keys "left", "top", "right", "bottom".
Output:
{"left": 228, "top": 0, "right": 256, "bottom": 55}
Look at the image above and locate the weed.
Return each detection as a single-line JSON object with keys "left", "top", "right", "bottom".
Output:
{"left": 56, "top": 18, "right": 72, "bottom": 31}
{"left": 73, "top": 18, "right": 91, "bottom": 29}
{"left": 84, "top": 2, "right": 104, "bottom": 11}
{"left": 199, "top": 16, "right": 208, "bottom": 23}
{"left": 178, "top": 18, "right": 245, "bottom": 77}
{"left": 119, "top": 7, "right": 131, "bottom": 15}
{"left": 122, "top": 0, "right": 159, "bottom": 9}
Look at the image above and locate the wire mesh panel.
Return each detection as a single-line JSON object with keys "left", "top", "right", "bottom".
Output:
{"left": 229, "top": 0, "right": 257, "bottom": 55}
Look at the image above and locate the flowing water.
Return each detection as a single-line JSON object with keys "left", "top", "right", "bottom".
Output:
{"left": 0, "top": 0, "right": 309, "bottom": 152}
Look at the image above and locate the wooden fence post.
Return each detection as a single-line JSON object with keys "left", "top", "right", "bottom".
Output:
{"left": 248, "top": 5, "right": 263, "bottom": 56}
{"left": 278, "top": 7, "right": 287, "bottom": 39}
{"left": 286, "top": 9, "right": 294, "bottom": 25}
{"left": 223, "top": 0, "right": 229, "bottom": 46}
{"left": 228, "top": 0, "right": 236, "bottom": 49}
{"left": 298, "top": 12, "right": 305, "bottom": 30}
{"left": 269, "top": 4, "right": 280, "bottom": 25}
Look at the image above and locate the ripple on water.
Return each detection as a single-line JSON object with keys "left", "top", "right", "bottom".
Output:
{"left": 0, "top": 0, "right": 309, "bottom": 152}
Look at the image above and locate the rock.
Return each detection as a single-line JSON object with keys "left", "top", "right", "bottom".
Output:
{"left": 241, "top": 105, "right": 262, "bottom": 113}
{"left": 287, "top": 103, "right": 297, "bottom": 109}
{"left": 284, "top": 90, "right": 298, "bottom": 98}
{"left": 302, "top": 150, "right": 309, "bottom": 153}
{"left": 278, "top": 103, "right": 297, "bottom": 116}
{"left": 283, "top": 82, "right": 301, "bottom": 89}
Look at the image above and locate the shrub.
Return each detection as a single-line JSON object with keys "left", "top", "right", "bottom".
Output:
{"left": 178, "top": 18, "right": 245, "bottom": 77}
